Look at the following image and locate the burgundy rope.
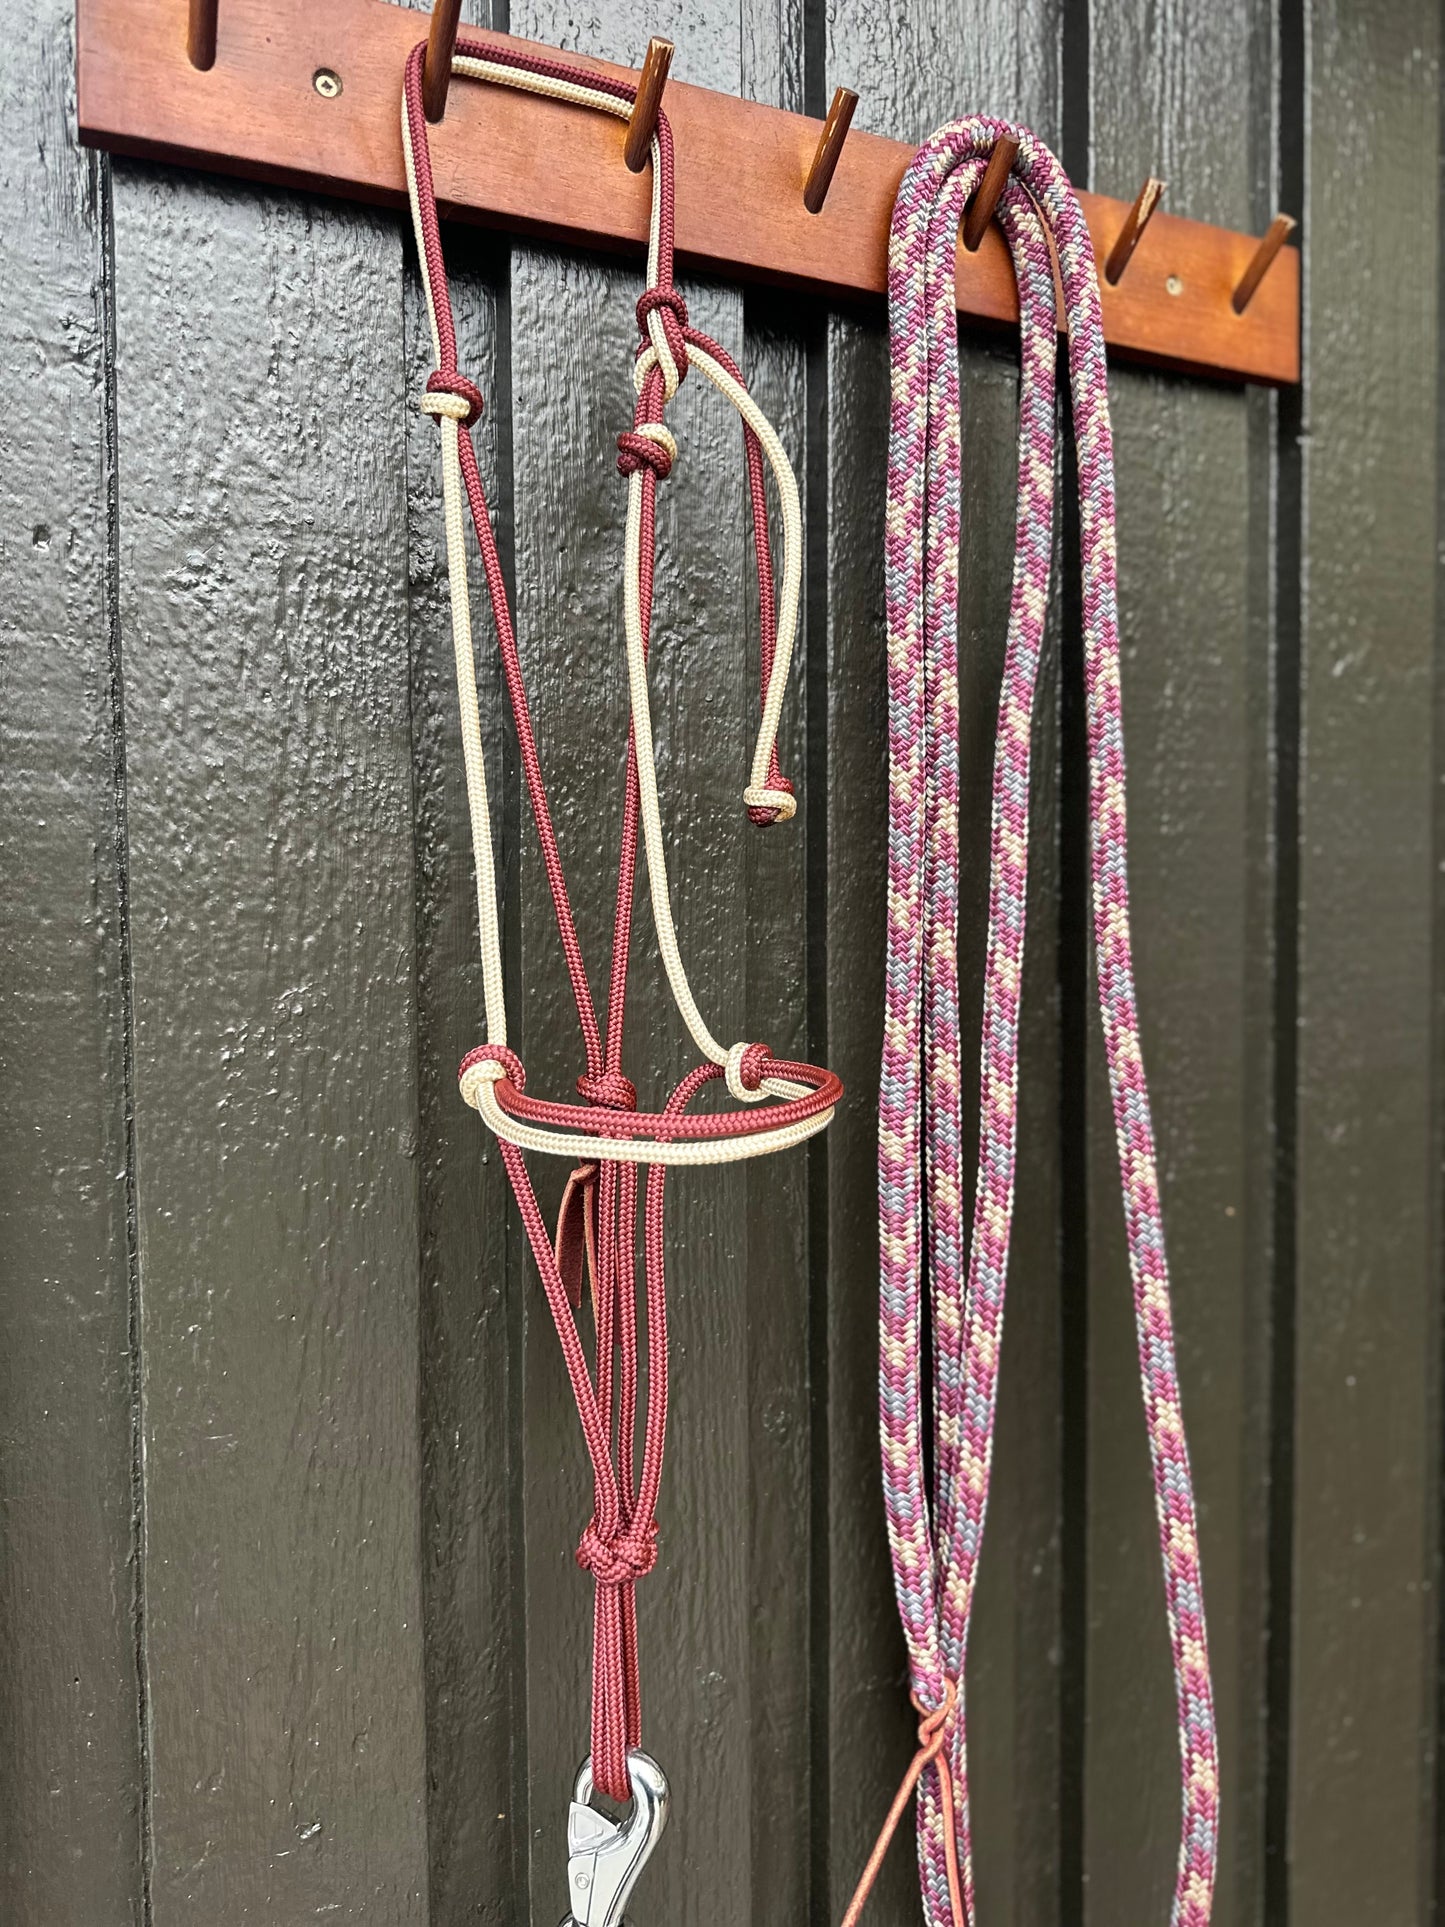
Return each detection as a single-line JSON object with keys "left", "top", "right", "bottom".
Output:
{"left": 404, "top": 38, "right": 837, "bottom": 1801}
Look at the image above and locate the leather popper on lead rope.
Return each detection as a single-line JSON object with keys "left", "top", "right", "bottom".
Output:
{"left": 401, "top": 38, "right": 840, "bottom": 1925}
{"left": 872, "top": 119, "right": 1221, "bottom": 1925}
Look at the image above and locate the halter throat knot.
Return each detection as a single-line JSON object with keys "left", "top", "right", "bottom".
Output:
{"left": 577, "top": 1519, "right": 658, "bottom": 1586}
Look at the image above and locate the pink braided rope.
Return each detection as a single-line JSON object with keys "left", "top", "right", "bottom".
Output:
{"left": 878, "top": 119, "right": 1219, "bottom": 1925}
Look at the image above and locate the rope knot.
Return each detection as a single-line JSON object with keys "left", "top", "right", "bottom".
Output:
{"left": 725, "top": 1041, "right": 773, "bottom": 1102}
{"left": 840, "top": 1679, "right": 963, "bottom": 1927}
{"left": 911, "top": 1677, "right": 958, "bottom": 1761}
{"left": 617, "top": 422, "right": 678, "bottom": 481}
{"left": 576, "top": 1518, "right": 658, "bottom": 1586}
{"left": 745, "top": 778, "right": 796, "bottom": 826}
{"left": 577, "top": 1068, "right": 639, "bottom": 1112}
{"left": 422, "top": 369, "right": 485, "bottom": 427}
{"left": 458, "top": 1044, "right": 524, "bottom": 1108}
{"left": 636, "top": 285, "right": 689, "bottom": 359}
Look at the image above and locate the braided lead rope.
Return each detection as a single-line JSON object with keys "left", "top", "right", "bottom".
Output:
{"left": 877, "top": 119, "right": 1219, "bottom": 1926}
{"left": 402, "top": 37, "right": 841, "bottom": 1808}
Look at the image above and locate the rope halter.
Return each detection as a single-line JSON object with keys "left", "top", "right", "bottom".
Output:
{"left": 401, "top": 34, "right": 841, "bottom": 1829}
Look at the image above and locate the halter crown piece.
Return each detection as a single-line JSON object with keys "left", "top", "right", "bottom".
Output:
{"left": 400, "top": 33, "right": 840, "bottom": 1912}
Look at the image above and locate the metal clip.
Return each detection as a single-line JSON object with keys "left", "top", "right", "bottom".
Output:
{"left": 561, "top": 1748, "right": 670, "bottom": 1927}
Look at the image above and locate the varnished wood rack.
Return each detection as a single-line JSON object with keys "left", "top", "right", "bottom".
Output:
{"left": 76, "top": 0, "right": 1300, "bottom": 386}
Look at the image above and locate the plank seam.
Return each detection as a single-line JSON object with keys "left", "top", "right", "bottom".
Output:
{"left": 401, "top": 179, "right": 443, "bottom": 1912}
{"left": 802, "top": 15, "right": 829, "bottom": 1924}
{"left": 1262, "top": 0, "right": 1305, "bottom": 1913}
{"left": 1430, "top": 15, "right": 1445, "bottom": 1911}
{"left": 489, "top": 241, "right": 534, "bottom": 1916}
{"left": 98, "top": 143, "right": 156, "bottom": 1926}
{"left": 804, "top": 305, "right": 831, "bottom": 1925}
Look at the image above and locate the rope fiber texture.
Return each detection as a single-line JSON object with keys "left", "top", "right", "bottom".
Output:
{"left": 401, "top": 37, "right": 838, "bottom": 1808}
{"left": 875, "top": 118, "right": 1220, "bottom": 1925}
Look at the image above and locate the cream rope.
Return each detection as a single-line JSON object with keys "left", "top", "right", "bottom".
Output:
{"left": 621, "top": 334, "right": 804, "bottom": 1091}
{"left": 402, "top": 52, "right": 830, "bottom": 1163}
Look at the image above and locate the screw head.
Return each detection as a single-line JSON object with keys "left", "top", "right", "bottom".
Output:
{"left": 313, "top": 68, "right": 342, "bottom": 99}
{"left": 1165, "top": 273, "right": 1184, "bottom": 297}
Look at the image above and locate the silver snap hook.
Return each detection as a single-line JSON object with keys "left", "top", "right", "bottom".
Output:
{"left": 561, "top": 1748, "right": 670, "bottom": 1927}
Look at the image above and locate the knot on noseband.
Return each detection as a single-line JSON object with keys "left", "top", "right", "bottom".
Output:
{"left": 577, "top": 1519, "right": 658, "bottom": 1585}
{"left": 458, "top": 1044, "right": 524, "bottom": 1109}
{"left": 617, "top": 423, "right": 678, "bottom": 481}
{"left": 725, "top": 1041, "right": 774, "bottom": 1102}
{"left": 422, "top": 369, "right": 485, "bottom": 426}
{"left": 577, "top": 1068, "right": 639, "bottom": 1112}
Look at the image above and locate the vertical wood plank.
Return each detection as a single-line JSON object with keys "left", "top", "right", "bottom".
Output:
{"left": 736, "top": 294, "right": 814, "bottom": 1914}
{"left": 740, "top": 10, "right": 812, "bottom": 1910}
{"left": 405, "top": 223, "right": 520, "bottom": 1922}
{"left": 1083, "top": 4, "right": 1274, "bottom": 1922}
{"left": 819, "top": 8, "right": 1064, "bottom": 1920}
{"left": 503, "top": 3, "right": 812, "bottom": 1920}
{"left": 400, "top": 7, "right": 524, "bottom": 1919}
{"left": 0, "top": 1, "right": 145, "bottom": 1917}
{"left": 113, "top": 172, "right": 430, "bottom": 1919}
{"left": 1287, "top": 0, "right": 1442, "bottom": 1917}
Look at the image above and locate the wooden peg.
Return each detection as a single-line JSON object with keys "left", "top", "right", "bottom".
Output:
{"left": 625, "top": 37, "right": 675, "bottom": 173}
{"left": 1232, "top": 213, "right": 1297, "bottom": 314}
{"left": 962, "top": 133, "right": 1020, "bottom": 252}
{"left": 188, "top": 0, "right": 218, "bottom": 70}
{"left": 423, "top": 0, "right": 464, "bottom": 124}
{"left": 1103, "top": 176, "right": 1165, "bottom": 285}
{"left": 803, "top": 86, "right": 859, "bottom": 214}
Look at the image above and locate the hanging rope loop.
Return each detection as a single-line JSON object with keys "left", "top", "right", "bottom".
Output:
{"left": 873, "top": 113, "right": 1219, "bottom": 1926}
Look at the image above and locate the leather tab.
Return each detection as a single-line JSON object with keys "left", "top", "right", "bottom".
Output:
{"left": 554, "top": 1161, "right": 600, "bottom": 1310}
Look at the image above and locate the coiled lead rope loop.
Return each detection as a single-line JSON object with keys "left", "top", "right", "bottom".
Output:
{"left": 871, "top": 118, "right": 1219, "bottom": 1926}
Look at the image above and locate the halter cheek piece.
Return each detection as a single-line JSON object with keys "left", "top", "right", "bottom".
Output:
{"left": 401, "top": 31, "right": 840, "bottom": 1893}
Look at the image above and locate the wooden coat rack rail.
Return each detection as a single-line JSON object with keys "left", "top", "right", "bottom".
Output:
{"left": 76, "top": 0, "right": 1301, "bottom": 386}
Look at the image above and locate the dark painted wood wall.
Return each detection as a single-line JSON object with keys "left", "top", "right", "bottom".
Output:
{"left": 1, "top": 0, "right": 1440, "bottom": 1920}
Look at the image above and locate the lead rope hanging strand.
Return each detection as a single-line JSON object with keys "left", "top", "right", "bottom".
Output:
{"left": 400, "top": 31, "right": 841, "bottom": 1870}
{"left": 868, "top": 119, "right": 1220, "bottom": 1926}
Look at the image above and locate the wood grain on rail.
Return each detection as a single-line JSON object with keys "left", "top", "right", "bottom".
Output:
{"left": 76, "top": 0, "right": 1298, "bottom": 383}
